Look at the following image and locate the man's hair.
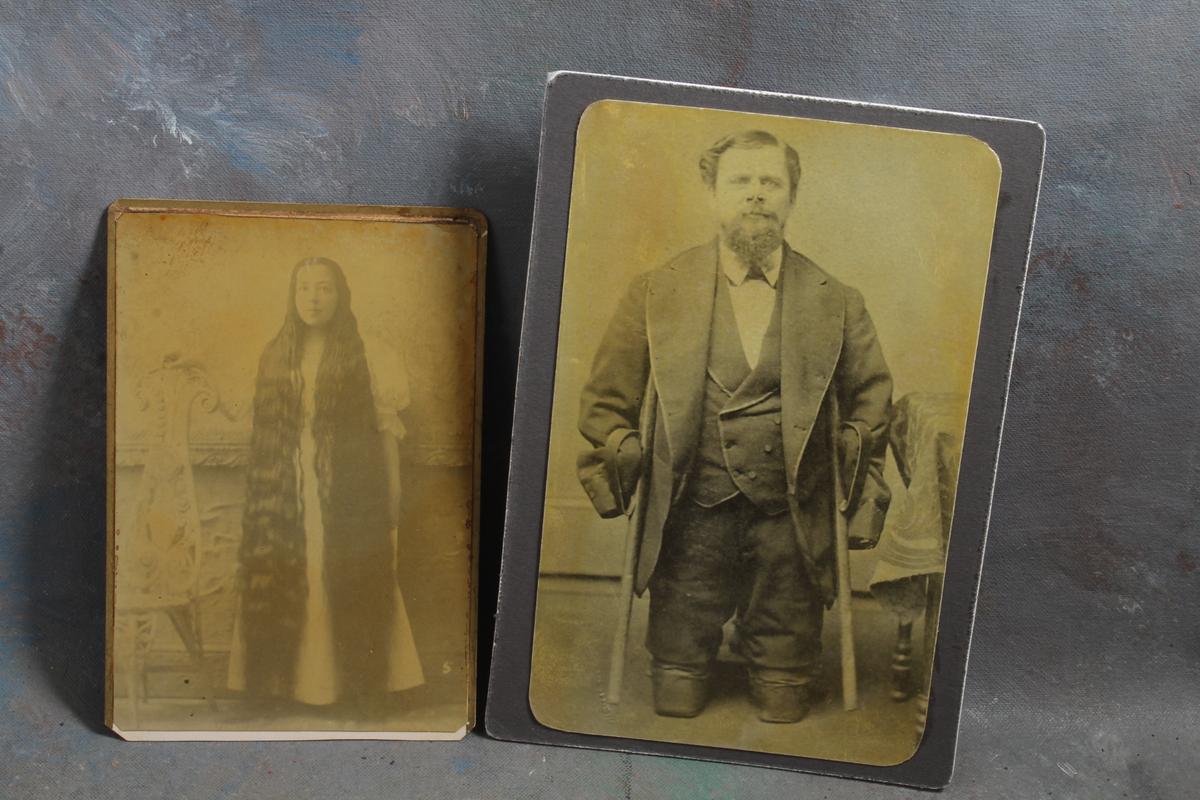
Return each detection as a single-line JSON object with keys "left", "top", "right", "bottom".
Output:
{"left": 699, "top": 130, "right": 802, "bottom": 201}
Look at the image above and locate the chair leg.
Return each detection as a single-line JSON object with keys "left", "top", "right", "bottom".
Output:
{"left": 166, "top": 606, "right": 218, "bottom": 711}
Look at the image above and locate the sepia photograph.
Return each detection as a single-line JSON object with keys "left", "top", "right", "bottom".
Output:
{"left": 526, "top": 98, "right": 1003, "bottom": 766}
{"left": 105, "top": 201, "right": 484, "bottom": 739}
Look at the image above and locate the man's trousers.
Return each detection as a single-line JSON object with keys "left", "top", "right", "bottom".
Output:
{"left": 645, "top": 492, "right": 823, "bottom": 673}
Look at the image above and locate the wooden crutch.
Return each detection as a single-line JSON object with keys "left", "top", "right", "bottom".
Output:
{"left": 605, "top": 378, "right": 656, "bottom": 705}
{"left": 605, "top": 506, "right": 642, "bottom": 705}
{"left": 829, "top": 392, "right": 859, "bottom": 711}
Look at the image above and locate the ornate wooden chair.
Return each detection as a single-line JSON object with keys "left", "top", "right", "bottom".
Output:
{"left": 114, "top": 353, "right": 237, "bottom": 727}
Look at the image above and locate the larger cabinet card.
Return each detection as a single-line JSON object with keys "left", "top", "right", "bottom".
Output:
{"left": 486, "top": 72, "right": 1044, "bottom": 788}
{"left": 105, "top": 200, "right": 485, "bottom": 740}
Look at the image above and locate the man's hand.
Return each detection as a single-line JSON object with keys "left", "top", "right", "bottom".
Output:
{"left": 846, "top": 496, "right": 888, "bottom": 550}
{"left": 577, "top": 428, "right": 643, "bottom": 518}
{"left": 612, "top": 431, "right": 643, "bottom": 509}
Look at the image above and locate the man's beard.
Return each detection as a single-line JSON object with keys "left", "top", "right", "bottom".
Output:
{"left": 723, "top": 212, "right": 784, "bottom": 269}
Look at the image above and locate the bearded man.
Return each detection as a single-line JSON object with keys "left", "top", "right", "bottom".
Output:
{"left": 576, "top": 130, "right": 893, "bottom": 723}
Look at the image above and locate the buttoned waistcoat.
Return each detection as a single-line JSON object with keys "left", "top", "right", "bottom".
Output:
{"left": 688, "top": 267, "right": 788, "bottom": 513}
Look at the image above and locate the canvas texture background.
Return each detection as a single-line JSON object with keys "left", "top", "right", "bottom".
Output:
{"left": 1, "top": 2, "right": 1196, "bottom": 797}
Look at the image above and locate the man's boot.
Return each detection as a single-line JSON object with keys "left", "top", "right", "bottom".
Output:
{"left": 651, "top": 661, "right": 710, "bottom": 718}
{"left": 748, "top": 668, "right": 811, "bottom": 723}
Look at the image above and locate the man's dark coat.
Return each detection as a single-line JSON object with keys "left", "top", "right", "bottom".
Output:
{"left": 577, "top": 240, "right": 892, "bottom": 604}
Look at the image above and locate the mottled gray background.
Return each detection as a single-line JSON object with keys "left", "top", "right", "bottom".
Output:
{"left": 1, "top": 2, "right": 1195, "bottom": 798}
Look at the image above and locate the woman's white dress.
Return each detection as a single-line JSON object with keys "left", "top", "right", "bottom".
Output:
{"left": 229, "top": 337, "right": 425, "bottom": 704}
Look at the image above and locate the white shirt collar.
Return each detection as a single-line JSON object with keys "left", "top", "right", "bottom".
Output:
{"left": 718, "top": 239, "right": 783, "bottom": 288}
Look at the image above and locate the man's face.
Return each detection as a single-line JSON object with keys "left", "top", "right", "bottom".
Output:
{"left": 712, "top": 145, "right": 794, "bottom": 260}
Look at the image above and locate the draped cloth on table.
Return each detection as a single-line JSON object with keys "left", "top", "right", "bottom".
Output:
{"left": 869, "top": 393, "right": 965, "bottom": 623}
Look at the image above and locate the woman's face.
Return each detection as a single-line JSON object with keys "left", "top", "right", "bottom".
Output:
{"left": 294, "top": 262, "right": 339, "bottom": 328}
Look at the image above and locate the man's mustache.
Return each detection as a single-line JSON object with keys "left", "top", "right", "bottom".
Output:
{"left": 739, "top": 210, "right": 779, "bottom": 222}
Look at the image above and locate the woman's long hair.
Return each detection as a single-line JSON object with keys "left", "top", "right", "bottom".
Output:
{"left": 239, "top": 257, "right": 393, "bottom": 700}
{"left": 260, "top": 257, "right": 369, "bottom": 509}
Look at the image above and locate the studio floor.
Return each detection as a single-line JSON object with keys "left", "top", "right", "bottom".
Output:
{"left": 530, "top": 576, "right": 928, "bottom": 767}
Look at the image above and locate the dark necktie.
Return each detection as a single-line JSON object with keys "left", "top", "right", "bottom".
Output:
{"left": 745, "top": 261, "right": 767, "bottom": 282}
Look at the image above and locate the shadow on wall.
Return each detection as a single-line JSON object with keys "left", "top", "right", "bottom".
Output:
{"left": 445, "top": 119, "right": 538, "bottom": 721}
{"left": 24, "top": 214, "right": 111, "bottom": 734}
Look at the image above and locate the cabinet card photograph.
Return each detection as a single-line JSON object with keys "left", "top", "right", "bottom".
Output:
{"left": 529, "top": 101, "right": 1002, "bottom": 764}
{"left": 105, "top": 201, "right": 484, "bottom": 740}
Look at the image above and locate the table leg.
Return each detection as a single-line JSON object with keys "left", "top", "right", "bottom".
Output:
{"left": 916, "top": 572, "right": 944, "bottom": 737}
{"left": 891, "top": 621, "right": 915, "bottom": 701}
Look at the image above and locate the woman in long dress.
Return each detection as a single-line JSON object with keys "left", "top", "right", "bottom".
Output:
{"left": 230, "top": 256, "right": 423, "bottom": 714}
